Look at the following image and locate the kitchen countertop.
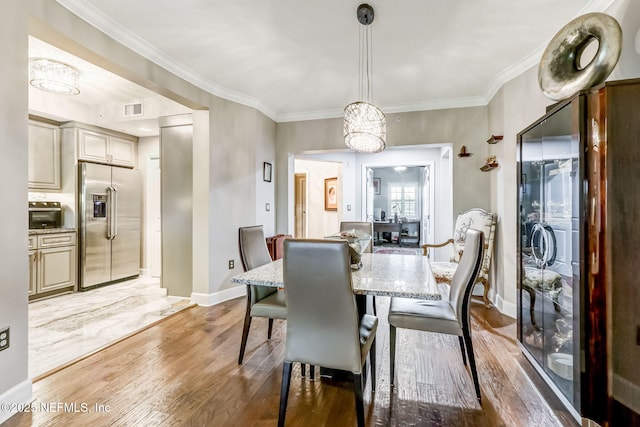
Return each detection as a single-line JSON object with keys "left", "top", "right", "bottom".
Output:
{"left": 29, "top": 228, "right": 77, "bottom": 235}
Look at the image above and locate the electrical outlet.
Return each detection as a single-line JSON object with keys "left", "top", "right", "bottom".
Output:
{"left": 0, "top": 327, "right": 9, "bottom": 352}
{"left": 228, "top": 260, "right": 234, "bottom": 270}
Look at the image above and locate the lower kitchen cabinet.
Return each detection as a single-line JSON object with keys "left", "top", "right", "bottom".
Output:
{"left": 29, "top": 231, "right": 77, "bottom": 300}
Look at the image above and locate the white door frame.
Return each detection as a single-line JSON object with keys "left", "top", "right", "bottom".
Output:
{"left": 361, "top": 162, "right": 434, "bottom": 245}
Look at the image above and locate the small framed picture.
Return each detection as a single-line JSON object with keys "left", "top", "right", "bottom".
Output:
{"left": 263, "top": 162, "right": 272, "bottom": 182}
{"left": 373, "top": 178, "right": 381, "bottom": 195}
{"left": 324, "top": 177, "right": 338, "bottom": 211}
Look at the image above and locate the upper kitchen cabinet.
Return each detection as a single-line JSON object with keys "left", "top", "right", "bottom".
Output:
{"left": 61, "top": 122, "right": 137, "bottom": 168}
{"left": 28, "top": 120, "right": 60, "bottom": 190}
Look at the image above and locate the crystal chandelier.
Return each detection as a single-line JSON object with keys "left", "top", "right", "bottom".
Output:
{"left": 29, "top": 58, "right": 80, "bottom": 95}
{"left": 344, "top": 4, "right": 386, "bottom": 153}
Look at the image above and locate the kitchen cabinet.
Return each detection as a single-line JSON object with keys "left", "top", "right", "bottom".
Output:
{"left": 78, "top": 128, "right": 136, "bottom": 167}
{"left": 62, "top": 123, "right": 137, "bottom": 168}
{"left": 28, "top": 120, "right": 60, "bottom": 190}
{"left": 29, "top": 231, "right": 77, "bottom": 299}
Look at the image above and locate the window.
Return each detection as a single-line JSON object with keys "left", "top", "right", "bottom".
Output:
{"left": 389, "top": 182, "right": 417, "bottom": 218}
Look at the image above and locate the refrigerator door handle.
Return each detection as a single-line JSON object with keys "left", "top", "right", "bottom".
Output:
{"left": 111, "top": 186, "right": 118, "bottom": 240}
{"left": 106, "top": 186, "right": 113, "bottom": 240}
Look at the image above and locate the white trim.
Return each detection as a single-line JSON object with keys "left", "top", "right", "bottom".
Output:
{"left": 613, "top": 374, "right": 640, "bottom": 415}
{"left": 0, "top": 380, "right": 33, "bottom": 424}
{"left": 191, "top": 286, "right": 245, "bottom": 307}
{"left": 494, "top": 292, "right": 516, "bottom": 319}
{"left": 56, "top": 0, "right": 277, "bottom": 121}
{"left": 56, "top": 0, "right": 616, "bottom": 124}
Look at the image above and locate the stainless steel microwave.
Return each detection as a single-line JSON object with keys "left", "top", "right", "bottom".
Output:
{"left": 28, "top": 201, "right": 62, "bottom": 229}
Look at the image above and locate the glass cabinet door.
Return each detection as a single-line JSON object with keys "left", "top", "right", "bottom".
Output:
{"left": 519, "top": 101, "right": 581, "bottom": 409}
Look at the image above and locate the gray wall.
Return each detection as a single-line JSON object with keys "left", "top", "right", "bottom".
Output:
{"left": 486, "top": 0, "right": 640, "bottom": 412}
{"left": 276, "top": 107, "right": 490, "bottom": 236}
{"left": 0, "top": 1, "right": 31, "bottom": 413}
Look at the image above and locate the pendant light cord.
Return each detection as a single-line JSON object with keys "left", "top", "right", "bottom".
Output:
{"left": 358, "top": 23, "right": 374, "bottom": 103}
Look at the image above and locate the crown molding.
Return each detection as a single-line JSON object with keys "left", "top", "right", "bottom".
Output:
{"left": 57, "top": 0, "right": 617, "bottom": 124}
{"left": 56, "top": 0, "right": 278, "bottom": 121}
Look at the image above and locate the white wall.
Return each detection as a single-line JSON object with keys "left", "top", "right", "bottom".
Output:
{"left": 294, "top": 158, "right": 342, "bottom": 238}
{"left": 138, "top": 136, "right": 159, "bottom": 275}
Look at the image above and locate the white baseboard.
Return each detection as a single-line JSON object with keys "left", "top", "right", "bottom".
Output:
{"left": 191, "top": 286, "right": 245, "bottom": 307}
{"left": 139, "top": 268, "right": 149, "bottom": 277}
{"left": 614, "top": 373, "right": 640, "bottom": 415}
{"left": 0, "top": 379, "right": 33, "bottom": 424}
{"left": 494, "top": 293, "right": 516, "bottom": 319}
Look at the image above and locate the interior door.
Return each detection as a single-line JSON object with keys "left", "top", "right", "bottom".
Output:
{"left": 294, "top": 173, "right": 307, "bottom": 238}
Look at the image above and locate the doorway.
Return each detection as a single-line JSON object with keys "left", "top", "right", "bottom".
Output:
{"left": 366, "top": 165, "right": 434, "bottom": 248}
{"left": 27, "top": 34, "right": 197, "bottom": 379}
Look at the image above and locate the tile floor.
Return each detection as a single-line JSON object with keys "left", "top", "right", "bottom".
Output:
{"left": 29, "top": 277, "right": 193, "bottom": 378}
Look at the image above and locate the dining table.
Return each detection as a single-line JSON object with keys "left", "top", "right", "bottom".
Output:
{"left": 231, "top": 251, "right": 443, "bottom": 382}
{"left": 231, "top": 252, "right": 443, "bottom": 301}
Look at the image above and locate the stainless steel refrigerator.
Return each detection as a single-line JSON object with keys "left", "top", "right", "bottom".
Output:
{"left": 78, "top": 162, "right": 141, "bottom": 289}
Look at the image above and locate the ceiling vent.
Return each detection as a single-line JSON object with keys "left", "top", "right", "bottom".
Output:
{"left": 123, "top": 102, "right": 143, "bottom": 117}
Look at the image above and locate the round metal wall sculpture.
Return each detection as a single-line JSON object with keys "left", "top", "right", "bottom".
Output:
{"left": 538, "top": 13, "right": 622, "bottom": 101}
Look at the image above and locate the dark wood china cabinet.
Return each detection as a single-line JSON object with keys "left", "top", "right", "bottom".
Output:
{"left": 517, "top": 79, "right": 640, "bottom": 426}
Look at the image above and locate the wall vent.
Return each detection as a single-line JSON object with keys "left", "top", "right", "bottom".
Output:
{"left": 124, "top": 102, "right": 144, "bottom": 117}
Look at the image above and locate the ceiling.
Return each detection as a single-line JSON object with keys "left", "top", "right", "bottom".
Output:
{"left": 44, "top": 0, "right": 614, "bottom": 124}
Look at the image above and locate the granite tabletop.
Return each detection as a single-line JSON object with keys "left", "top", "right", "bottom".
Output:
{"left": 231, "top": 253, "right": 442, "bottom": 301}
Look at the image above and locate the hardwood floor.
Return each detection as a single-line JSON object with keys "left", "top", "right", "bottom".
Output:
{"left": 5, "top": 296, "right": 576, "bottom": 427}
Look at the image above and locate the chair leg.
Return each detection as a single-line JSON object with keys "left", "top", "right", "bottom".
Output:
{"left": 480, "top": 277, "right": 491, "bottom": 308}
{"left": 463, "top": 329, "right": 481, "bottom": 402}
{"left": 268, "top": 318, "right": 274, "bottom": 339}
{"left": 353, "top": 373, "right": 365, "bottom": 427}
{"left": 371, "top": 295, "right": 377, "bottom": 316}
{"left": 369, "top": 337, "right": 377, "bottom": 393}
{"left": 389, "top": 325, "right": 396, "bottom": 387}
{"left": 458, "top": 336, "right": 467, "bottom": 366}
{"left": 278, "top": 361, "right": 293, "bottom": 427}
{"left": 238, "top": 311, "right": 253, "bottom": 365}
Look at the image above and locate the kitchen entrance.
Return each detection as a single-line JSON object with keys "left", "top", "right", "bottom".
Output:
{"left": 27, "top": 35, "right": 200, "bottom": 378}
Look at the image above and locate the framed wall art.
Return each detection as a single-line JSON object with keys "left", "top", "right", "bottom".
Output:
{"left": 373, "top": 178, "right": 381, "bottom": 195}
{"left": 324, "top": 177, "right": 338, "bottom": 211}
{"left": 263, "top": 162, "right": 272, "bottom": 182}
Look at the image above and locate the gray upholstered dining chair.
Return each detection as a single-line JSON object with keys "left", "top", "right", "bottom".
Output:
{"left": 278, "top": 239, "right": 378, "bottom": 427}
{"left": 237, "top": 225, "right": 287, "bottom": 365}
{"left": 339, "top": 221, "right": 376, "bottom": 315}
{"left": 388, "top": 228, "right": 485, "bottom": 402}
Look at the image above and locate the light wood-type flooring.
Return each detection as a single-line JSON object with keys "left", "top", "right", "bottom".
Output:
{"left": 5, "top": 296, "right": 576, "bottom": 426}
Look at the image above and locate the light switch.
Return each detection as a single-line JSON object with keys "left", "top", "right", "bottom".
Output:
{"left": 265, "top": 203, "right": 270, "bottom": 211}
{"left": 347, "top": 204, "right": 352, "bottom": 211}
